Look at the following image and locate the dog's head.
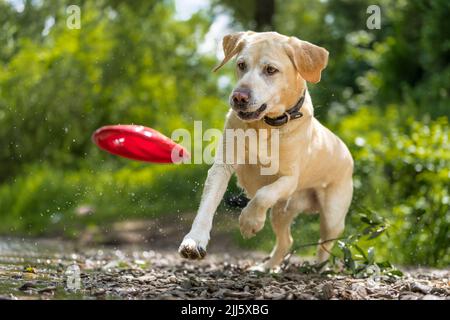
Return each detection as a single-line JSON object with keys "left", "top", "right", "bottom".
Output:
{"left": 214, "top": 31, "right": 328, "bottom": 122}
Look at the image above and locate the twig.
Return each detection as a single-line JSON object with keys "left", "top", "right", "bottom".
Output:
{"left": 280, "top": 233, "right": 364, "bottom": 270}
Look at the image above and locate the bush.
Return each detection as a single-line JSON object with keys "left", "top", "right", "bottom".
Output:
{"left": 0, "top": 162, "right": 208, "bottom": 236}
{"left": 337, "top": 106, "right": 449, "bottom": 267}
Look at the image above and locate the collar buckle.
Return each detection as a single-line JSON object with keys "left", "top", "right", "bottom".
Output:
{"left": 263, "top": 90, "right": 306, "bottom": 127}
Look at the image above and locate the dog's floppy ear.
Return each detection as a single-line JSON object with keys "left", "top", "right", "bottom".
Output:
{"left": 213, "top": 32, "right": 251, "bottom": 72}
{"left": 285, "top": 37, "right": 329, "bottom": 83}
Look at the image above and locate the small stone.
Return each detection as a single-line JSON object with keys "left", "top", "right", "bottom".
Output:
{"left": 351, "top": 283, "right": 368, "bottom": 298}
{"left": 38, "top": 287, "right": 56, "bottom": 295}
{"left": 263, "top": 292, "right": 286, "bottom": 299}
{"left": 211, "top": 288, "right": 226, "bottom": 298}
{"left": 297, "top": 293, "right": 318, "bottom": 300}
{"left": 121, "top": 275, "right": 134, "bottom": 281}
{"left": 399, "top": 292, "right": 421, "bottom": 300}
{"left": 18, "top": 282, "right": 36, "bottom": 291}
{"left": 421, "top": 294, "right": 444, "bottom": 300}
{"left": 224, "top": 291, "right": 254, "bottom": 298}
{"left": 318, "top": 283, "right": 334, "bottom": 300}
{"left": 181, "top": 279, "right": 192, "bottom": 289}
{"left": 137, "top": 274, "right": 156, "bottom": 282}
{"left": 411, "top": 282, "right": 432, "bottom": 294}
{"left": 93, "top": 289, "right": 106, "bottom": 296}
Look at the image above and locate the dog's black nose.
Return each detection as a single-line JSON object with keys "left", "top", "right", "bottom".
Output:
{"left": 232, "top": 88, "right": 251, "bottom": 107}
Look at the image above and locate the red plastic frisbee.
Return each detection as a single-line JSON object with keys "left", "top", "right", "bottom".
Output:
{"left": 92, "top": 125, "right": 190, "bottom": 164}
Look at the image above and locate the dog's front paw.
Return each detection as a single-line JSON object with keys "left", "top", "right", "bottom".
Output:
{"left": 178, "top": 235, "right": 207, "bottom": 260}
{"left": 248, "top": 263, "right": 270, "bottom": 273}
{"left": 248, "top": 262, "right": 280, "bottom": 273}
{"left": 239, "top": 203, "right": 266, "bottom": 239}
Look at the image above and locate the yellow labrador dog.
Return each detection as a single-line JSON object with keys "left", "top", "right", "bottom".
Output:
{"left": 179, "top": 31, "right": 353, "bottom": 271}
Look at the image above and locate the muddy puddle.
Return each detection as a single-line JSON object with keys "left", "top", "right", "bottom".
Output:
{"left": 0, "top": 237, "right": 159, "bottom": 299}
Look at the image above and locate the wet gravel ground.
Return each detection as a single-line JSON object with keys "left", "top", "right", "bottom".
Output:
{"left": 0, "top": 238, "right": 448, "bottom": 300}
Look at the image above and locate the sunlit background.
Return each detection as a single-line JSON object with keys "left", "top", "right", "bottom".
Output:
{"left": 0, "top": 0, "right": 448, "bottom": 268}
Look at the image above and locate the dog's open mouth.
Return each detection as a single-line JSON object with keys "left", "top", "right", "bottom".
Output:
{"left": 236, "top": 104, "right": 267, "bottom": 121}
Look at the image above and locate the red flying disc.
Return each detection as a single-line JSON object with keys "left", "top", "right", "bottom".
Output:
{"left": 92, "top": 125, "right": 190, "bottom": 164}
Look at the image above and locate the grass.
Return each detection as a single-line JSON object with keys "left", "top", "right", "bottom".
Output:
{"left": 0, "top": 162, "right": 209, "bottom": 237}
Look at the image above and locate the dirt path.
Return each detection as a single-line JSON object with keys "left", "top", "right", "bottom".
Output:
{"left": 0, "top": 236, "right": 448, "bottom": 300}
{"left": 0, "top": 213, "right": 448, "bottom": 300}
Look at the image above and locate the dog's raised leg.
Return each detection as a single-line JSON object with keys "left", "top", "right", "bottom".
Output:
{"left": 179, "top": 163, "right": 234, "bottom": 259}
{"left": 239, "top": 175, "right": 297, "bottom": 239}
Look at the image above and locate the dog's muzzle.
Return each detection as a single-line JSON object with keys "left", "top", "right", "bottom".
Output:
{"left": 236, "top": 104, "right": 267, "bottom": 120}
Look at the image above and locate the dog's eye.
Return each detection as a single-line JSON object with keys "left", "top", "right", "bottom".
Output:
{"left": 266, "top": 66, "right": 278, "bottom": 75}
{"left": 237, "top": 62, "right": 246, "bottom": 71}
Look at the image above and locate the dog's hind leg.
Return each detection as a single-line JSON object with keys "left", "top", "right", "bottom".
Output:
{"left": 250, "top": 190, "right": 318, "bottom": 271}
{"left": 316, "top": 176, "right": 353, "bottom": 263}
{"left": 265, "top": 202, "right": 297, "bottom": 270}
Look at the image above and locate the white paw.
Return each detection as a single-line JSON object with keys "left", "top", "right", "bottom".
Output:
{"left": 239, "top": 202, "right": 266, "bottom": 239}
{"left": 178, "top": 234, "right": 208, "bottom": 260}
{"left": 248, "top": 262, "right": 280, "bottom": 273}
{"left": 248, "top": 263, "right": 269, "bottom": 273}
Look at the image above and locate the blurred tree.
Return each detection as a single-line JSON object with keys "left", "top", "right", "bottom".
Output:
{"left": 255, "top": 0, "right": 275, "bottom": 31}
{"left": 213, "top": 0, "right": 275, "bottom": 31}
{"left": 213, "top": 0, "right": 450, "bottom": 118}
{"left": 373, "top": 0, "right": 450, "bottom": 117}
{"left": 0, "top": 0, "right": 224, "bottom": 180}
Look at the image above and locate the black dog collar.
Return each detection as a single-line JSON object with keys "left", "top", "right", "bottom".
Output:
{"left": 263, "top": 90, "right": 306, "bottom": 127}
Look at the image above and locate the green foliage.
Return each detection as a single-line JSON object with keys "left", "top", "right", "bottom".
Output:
{"left": 0, "top": 0, "right": 448, "bottom": 268}
{"left": 338, "top": 107, "right": 450, "bottom": 267}
{"left": 217, "top": 0, "right": 450, "bottom": 119}
{"left": 291, "top": 209, "right": 404, "bottom": 278}
{"left": 327, "top": 209, "right": 403, "bottom": 278}
{"left": 0, "top": 162, "right": 208, "bottom": 236}
{"left": 374, "top": 0, "right": 450, "bottom": 117}
{"left": 0, "top": 0, "right": 224, "bottom": 180}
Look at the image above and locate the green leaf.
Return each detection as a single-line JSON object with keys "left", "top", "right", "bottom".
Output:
{"left": 314, "top": 260, "right": 329, "bottom": 271}
{"left": 353, "top": 244, "right": 368, "bottom": 261}
{"left": 367, "top": 247, "right": 375, "bottom": 265}
{"left": 342, "top": 246, "right": 356, "bottom": 272}
{"left": 377, "top": 261, "right": 392, "bottom": 269}
{"left": 386, "top": 269, "right": 404, "bottom": 277}
{"left": 360, "top": 215, "right": 373, "bottom": 225}
{"left": 368, "top": 227, "right": 386, "bottom": 239}
{"left": 24, "top": 266, "right": 36, "bottom": 273}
